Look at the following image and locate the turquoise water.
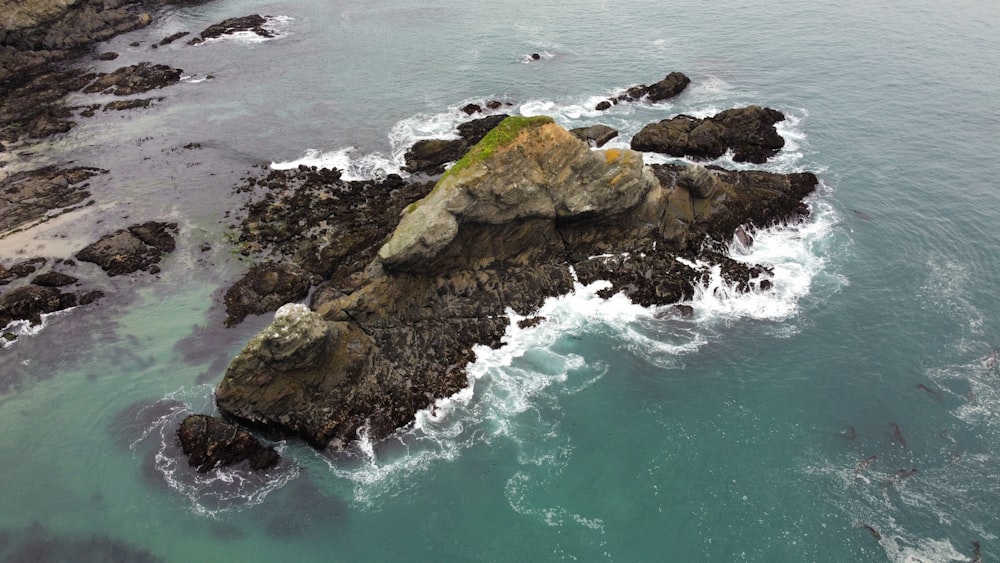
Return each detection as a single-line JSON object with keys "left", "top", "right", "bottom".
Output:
{"left": 2, "top": 0, "right": 1000, "bottom": 561}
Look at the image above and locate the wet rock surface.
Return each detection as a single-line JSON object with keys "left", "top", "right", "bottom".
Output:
{"left": 214, "top": 116, "right": 818, "bottom": 450}
{"left": 176, "top": 414, "right": 280, "bottom": 472}
{"left": 594, "top": 71, "right": 690, "bottom": 111}
{"left": 75, "top": 221, "right": 178, "bottom": 276}
{"left": 0, "top": 166, "right": 101, "bottom": 233}
{"left": 82, "top": 62, "right": 183, "bottom": 96}
{"left": 631, "top": 105, "right": 787, "bottom": 164}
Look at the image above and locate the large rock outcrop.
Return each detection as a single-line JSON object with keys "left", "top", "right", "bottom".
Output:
{"left": 214, "top": 116, "right": 817, "bottom": 449}
{"left": 631, "top": 105, "right": 786, "bottom": 163}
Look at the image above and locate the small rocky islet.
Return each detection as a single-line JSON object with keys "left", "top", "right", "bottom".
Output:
{"left": 0, "top": 4, "right": 816, "bottom": 473}
{"left": 193, "top": 99, "right": 818, "bottom": 465}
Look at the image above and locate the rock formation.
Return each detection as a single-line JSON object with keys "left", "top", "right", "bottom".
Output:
{"left": 631, "top": 105, "right": 786, "bottom": 164}
{"left": 213, "top": 116, "right": 817, "bottom": 450}
{"left": 76, "top": 221, "right": 178, "bottom": 276}
{"left": 176, "top": 414, "right": 280, "bottom": 472}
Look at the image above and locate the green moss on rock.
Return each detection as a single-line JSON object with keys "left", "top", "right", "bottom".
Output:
{"left": 438, "top": 115, "right": 554, "bottom": 186}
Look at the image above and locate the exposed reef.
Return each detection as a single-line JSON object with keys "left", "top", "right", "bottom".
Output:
{"left": 176, "top": 413, "right": 280, "bottom": 472}
{"left": 212, "top": 115, "right": 817, "bottom": 450}
{"left": 631, "top": 104, "right": 786, "bottom": 164}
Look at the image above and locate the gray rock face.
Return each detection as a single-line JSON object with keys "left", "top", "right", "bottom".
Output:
{"left": 214, "top": 116, "right": 818, "bottom": 450}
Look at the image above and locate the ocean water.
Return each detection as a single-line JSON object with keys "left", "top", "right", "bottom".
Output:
{"left": 2, "top": 0, "right": 999, "bottom": 561}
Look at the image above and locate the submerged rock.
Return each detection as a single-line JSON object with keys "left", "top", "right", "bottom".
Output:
{"left": 215, "top": 116, "right": 817, "bottom": 449}
{"left": 631, "top": 105, "right": 786, "bottom": 164}
{"left": 176, "top": 414, "right": 279, "bottom": 472}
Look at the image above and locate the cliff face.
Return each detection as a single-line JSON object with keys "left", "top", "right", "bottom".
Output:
{"left": 215, "top": 116, "right": 817, "bottom": 449}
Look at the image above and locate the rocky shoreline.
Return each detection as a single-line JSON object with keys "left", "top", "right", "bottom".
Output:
{"left": 0, "top": 1, "right": 285, "bottom": 345}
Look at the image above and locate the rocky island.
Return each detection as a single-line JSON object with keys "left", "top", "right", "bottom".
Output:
{"left": 207, "top": 113, "right": 817, "bottom": 453}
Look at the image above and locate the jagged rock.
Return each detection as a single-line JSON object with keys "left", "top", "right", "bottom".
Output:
{"left": 76, "top": 221, "right": 178, "bottom": 276}
{"left": 189, "top": 15, "right": 272, "bottom": 45}
{"left": 0, "top": 166, "right": 101, "bottom": 233}
{"left": 216, "top": 116, "right": 817, "bottom": 449}
{"left": 223, "top": 262, "right": 309, "bottom": 327}
{"left": 646, "top": 71, "right": 691, "bottom": 102}
{"left": 631, "top": 105, "right": 786, "bottom": 164}
{"left": 177, "top": 414, "right": 279, "bottom": 472}
{"left": 570, "top": 124, "right": 619, "bottom": 147}
{"left": 460, "top": 103, "right": 482, "bottom": 115}
{"left": 82, "top": 62, "right": 183, "bottom": 96}
{"left": 0, "top": 285, "right": 77, "bottom": 327}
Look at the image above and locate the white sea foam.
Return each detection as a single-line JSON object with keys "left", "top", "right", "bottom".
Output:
{"left": 1, "top": 307, "right": 76, "bottom": 349}
{"left": 330, "top": 191, "right": 839, "bottom": 504}
{"left": 140, "top": 388, "right": 299, "bottom": 517}
{"left": 269, "top": 147, "right": 401, "bottom": 181}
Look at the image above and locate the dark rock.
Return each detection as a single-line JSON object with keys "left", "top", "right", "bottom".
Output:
{"left": 403, "top": 139, "right": 467, "bottom": 175}
{"left": 486, "top": 100, "right": 503, "bottom": 110}
{"left": 631, "top": 105, "right": 786, "bottom": 164}
{"left": 517, "top": 316, "right": 546, "bottom": 329}
{"left": 460, "top": 103, "right": 482, "bottom": 115}
{"left": 570, "top": 124, "right": 619, "bottom": 147}
{"left": 79, "top": 290, "right": 104, "bottom": 306}
{"left": 531, "top": 53, "right": 541, "bottom": 60}
{"left": 103, "top": 97, "right": 161, "bottom": 111}
{"left": 157, "top": 31, "right": 189, "bottom": 46}
{"left": 0, "top": 166, "right": 101, "bottom": 233}
{"left": 176, "top": 414, "right": 279, "bottom": 472}
{"left": 97, "top": 52, "right": 119, "bottom": 60}
{"left": 595, "top": 100, "right": 612, "bottom": 111}
{"left": 223, "top": 262, "right": 309, "bottom": 326}
{"left": 189, "top": 14, "right": 272, "bottom": 45}
{"left": 82, "top": 62, "right": 183, "bottom": 96}
{"left": 645, "top": 71, "right": 691, "bottom": 102}
{"left": 75, "top": 221, "right": 178, "bottom": 276}
{"left": 0, "top": 285, "right": 77, "bottom": 327}
{"left": 0, "top": 258, "right": 48, "bottom": 285}
{"left": 31, "top": 271, "right": 78, "bottom": 287}
{"left": 403, "top": 114, "right": 509, "bottom": 175}
{"left": 217, "top": 116, "right": 818, "bottom": 449}
{"left": 625, "top": 84, "right": 648, "bottom": 100}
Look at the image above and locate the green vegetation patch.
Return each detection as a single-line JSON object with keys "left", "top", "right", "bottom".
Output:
{"left": 438, "top": 115, "right": 553, "bottom": 186}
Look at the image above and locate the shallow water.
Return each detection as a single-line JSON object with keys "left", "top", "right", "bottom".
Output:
{"left": 2, "top": 0, "right": 1000, "bottom": 561}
